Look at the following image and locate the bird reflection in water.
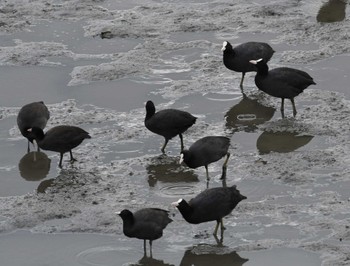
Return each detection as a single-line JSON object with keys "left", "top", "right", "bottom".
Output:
{"left": 257, "top": 131, "right": 314, "bottom": 155}
{"left": 317, "top": 0, "right": 347, "bottom": 23}
{"left": 18, "top": 151, "right": 51, "bottom": 181}
{"left": 225, "top": 93, "right": 275, "bottom": 133}
{"left": 179, "top": 244, "right": 248, "bottom": 266}
{"left": 129, "top": 254, "right": 174, "bottom": 266}
{"left": 146, "top": 156, "right": 199, "bottom": 187}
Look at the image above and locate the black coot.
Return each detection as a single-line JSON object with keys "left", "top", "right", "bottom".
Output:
{"left": 17, "top": 101, "right": 50, "bottom": 152}
{"left": 145, "top": 100, "right": 197, "bottom": 153}
{"left": 250, "top": 58, "right": 316, "bottom": 118}
{"left": 222, "top": 41, "right": 275, "bottom": 88}
{"left": 172, "top": 185, "right": 246, "bottom": 237}
{"left": 28, "top": 125, "right": 91, "bottom": 168}
{"left": 180, "top": 136, "right": 230, "bottom": 179}
{"left": 118, "top": 208, "right": 172, "bottom": 256}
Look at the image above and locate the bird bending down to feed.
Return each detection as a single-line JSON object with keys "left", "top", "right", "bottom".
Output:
{"left": 27, "top": 125, "right": 91, "bottom": 168}
{"left": 222, "top": 41, "right": 275, "bottom": 88}
{"left": 249, "top": 58, "right": 316, "bottom": 118}
{"left": 180, "top": 136, "right": 230, "bottom": 180}
{"left": 145, "top": 100, "right": 197, "bottom": 154}
{"left": 117, "top": 208, "right": 172, "bottom": 257}
{"left": 172, "top": 185, "right": 246, "bottom": 238}
{"left": 17, "top": 101, "right": 50, "bottom": 152}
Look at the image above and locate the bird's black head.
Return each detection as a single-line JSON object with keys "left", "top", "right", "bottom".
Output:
{"left": 27, "top": 127, "right": 45, "bottom": 141}
{"left": 249, "top": 58, "right": 268, "bottom": 75}
{"left": 172, "top": 198, "right": 190, "bottom": 212}
{"left": 231, "top": 185, "right": 247, "bottom": 202}
{"left": 172, "top": 198, "right": 193, "bottom": 222}
{"left": 179, "top": 150, "right": 191, "bottom": 165}
{"left": 221, "top": 41, "right": 233, "bottom": 52}
{"left": 145, "top": 100, "right": 156, "bottom": 118}
{"left": 118, "top": 209, "right": 134, "bottom": 222}
{"left": 21, "top": 127, "right": 34, "bottom": 142}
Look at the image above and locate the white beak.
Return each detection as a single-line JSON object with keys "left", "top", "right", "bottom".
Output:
{"left": 171, "top": 198, "right": 183, "bottom": 207}
{"left": 179, "top": 153, "right": 184, "bottom": 164}
{"left": 249, "top": 58, "right": 263, "bottom": 65}
{"left": 221, "top": 41, "right": 227, "bottom": 51}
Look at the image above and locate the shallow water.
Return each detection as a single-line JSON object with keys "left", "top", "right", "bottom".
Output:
{"left": 0, "top": 230, "right": 322, "bottom": 266}
{"left": 0, "top": 0, "right": 349, "bottom": 265}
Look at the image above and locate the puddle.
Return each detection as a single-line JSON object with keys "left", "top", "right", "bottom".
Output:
{"left": 159, "top": 185, "right": 199, "bottom": 197}
{"left": 310, "top": 54, "right": 350, "bottom": 98}
{"left": 316, "top": 0, "right": 347, "bottom": 23}
{"left": 0, "top": 231, "right": 322, "bottom": 266}
{"left": 0, "top": 65, "right": 71, "bottom": 107}
{"left": 2, "top": 20, "right": 141, "bottom": 55}
{"left": 112, "top": 140, "right": 143, "bottom": 158}
{"left": 256, "top": 131, "right": 314, "bottom": 154}
{"left": 18, "top": 151, "right": 51, "bottom": 181}
{"left": 204, "top": 92, "right": 240, "bottom": 102}
{"left": 169, "top": 31, "right": 218, "bottom": 43}
{"left": 146, "top": 158, "right": 199, "bottom": 187}
{"left": 240, "top": 247, "right": 321, "bottom": 266}
{"left": 100, "top": 0, "right": 154, "bottom": 10}
{"left": 225, "top": 95, "right": 276, "bottom": 133}
{"left": 161, "top": 47, "right": 206, "bottom": 64}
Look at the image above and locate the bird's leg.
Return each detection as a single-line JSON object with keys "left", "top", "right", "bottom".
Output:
{"left": 30, "top": 140, "right": 38, "bottom": 153}
{"left": 213, "top": 220, "right": 220, "bottom": 236}
{"left": 32, "top": 139, "right": 40, "bottom": 152}
{"left": 221, "top": 152, "right": 230, "bottom": 179}
{"left": 143, "top": 239, "right": 147, "bottom": 256}
{"left": 220, "top": 218, "right": 226, "bottom": 232}
{"left": 149, "top": 240, "right": 153, "bottom": 258}
{"left": 213, "top": 219, "right": 226, "bottom": 237}
{"left": 205, "top": 165, "right": 209, "bottom": 180}
{"left": 239, "top": 72, "right": 245, "bottom": 89}
{"left": 59, "top": 153, "right": 64, "bottom": 168}
{"left": 291, "top": 98, "right": 297, "bottom": 117}
{"left": 69, "top": 150, "right": 77, "bottom": 163}
{"left": 161, "top": 139, "right": 169, "bottom": 154}
{"left": 222, "top": 178, "right": 227, "bottom": 188}
{"left": 280, "top": 98, "right": 285, "bottom": 118}
{"left": 214, "top": 233, "right": 224, "bottom": 246}
{"left": 220, "top": 219, "right": 225, "bottom": 240}
{"left": 179, "top": 133, "right": 184, "bottom": 151}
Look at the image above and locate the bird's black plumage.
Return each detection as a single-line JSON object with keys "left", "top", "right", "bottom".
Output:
{"left": 180, "top": 136, "right": 230, "bottom": 179}
{"left": 145, "top": 100, "right": 197, "bottom": 153}
{"left": 222, "top": 41, "right": 275, "bottom": 87}
{"left": 118, "top": 208, "right": 172, "bottom": 256}
{"left": 17, "top": 101, "right": 50, "bottom": 152}
{"left": 28, "top": 125, "right": 91, "bottom": 167}
{"left": 173, "top": 185, "right": 246, "bottom": 237}
{"left": 250, "top": 58, "right": 316, "bottom": 118}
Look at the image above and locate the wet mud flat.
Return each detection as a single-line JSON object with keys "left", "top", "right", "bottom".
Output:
{"left": 0, "top": 0, "right": 350, "bottom": 265}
